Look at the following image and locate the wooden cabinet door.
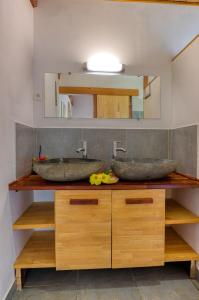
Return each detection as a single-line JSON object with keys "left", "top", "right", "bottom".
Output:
{"left": 96, "top": 95, "right": 131, "bottom": 119}
{"left": 55, "top": 190, "right": 111, "bottom": 270}
{"left": 112, "top": 190, "right": 165, "bottom": 268}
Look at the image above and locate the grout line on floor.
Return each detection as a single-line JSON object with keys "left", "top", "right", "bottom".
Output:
{"left": 130, "top": 269, "right": 144, "bottom": 300}
{"left": 191, "top": 279, "right": 199, "bottom": 291}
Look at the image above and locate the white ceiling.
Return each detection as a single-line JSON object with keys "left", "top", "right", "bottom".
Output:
{"left": 34, "top": 0, "right": 199, "bottom": 68}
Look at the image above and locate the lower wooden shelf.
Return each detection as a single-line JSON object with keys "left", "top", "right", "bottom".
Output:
{"left": 13, "top": 202, "right": 55, "bottom": 230}
{"left": 14, "top": 226, "right": 199, "bottom": 270}
{"left": 165, "top": 227, "right": 199, "bottom": 262}
{"left": 14, "top": 231, "right": 55, "bottom": 269}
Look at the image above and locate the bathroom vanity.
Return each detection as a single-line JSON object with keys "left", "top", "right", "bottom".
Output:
{"left": 9, "top": 172, "right": 199, "bottom": 290}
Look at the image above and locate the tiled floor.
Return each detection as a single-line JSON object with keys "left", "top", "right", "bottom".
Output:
{"left": 12, "top": 263, "right": 199, "bottom": 300}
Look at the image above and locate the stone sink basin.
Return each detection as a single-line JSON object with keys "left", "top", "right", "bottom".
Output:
{"left": 112, "top": 158, "right": 177, "bottom": 181}
{"left": 33, "top": 158, "right": 105, "bottom": 182}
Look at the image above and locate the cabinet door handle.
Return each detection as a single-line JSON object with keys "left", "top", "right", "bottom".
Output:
{"left": 125, "top": 198, "right": 153, "bottom": 205}
{"left": 70, "top": 199, "right": 98, "bottom": 205}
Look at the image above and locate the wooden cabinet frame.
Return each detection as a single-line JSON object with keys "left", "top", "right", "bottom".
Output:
{"left": 10, "top": 173, "right": 199, "bottom": 290}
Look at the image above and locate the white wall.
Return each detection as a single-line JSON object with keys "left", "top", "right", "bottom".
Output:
{"left": 0, "top": 1, "right": 34, "bottom": 299}
{"left": 0, "top": 3, "right": 197, "bottom": 298}
{"left": 172, "top": 37, "right": 199, "bottom": 128}
{"left": 34, "top": 0, "right": 173, "bottom": 129}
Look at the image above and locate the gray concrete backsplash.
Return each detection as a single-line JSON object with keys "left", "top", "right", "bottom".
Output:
{"left": 169, "top": 125, "right": 197, "bottom": 177}
{"left": 15, "top": 124, "right": 198, "bottom": 179}
{"left": 35, "top": 128, "right": 169, "bottom": 162}
{"left": 16, "top": 123, "right": 36, "bottom": 178}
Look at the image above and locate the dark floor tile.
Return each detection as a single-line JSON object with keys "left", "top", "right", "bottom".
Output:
{"left": 132, "top": 264, "right": 199, "bottom": 300}
{"left": 24, "top": 268, "right": 77, "bottom": 288}
{"left": 136, "top": 279, "right": 199, "bottom": 300}
{"left": 132, "top": 263, "right": 188, "bottom": 283}
{"left": 77, "top": 269, "right": 141, "bottom": 300}
{"left": 11, "top": 265, "right": 199, "bottom": 300}
{"left": 77, "top": 286, "right": 141, "bottom": 300}
{"left": 78, "top": 269, "right": 134, "bottom": 288}
{"left": 12, "top": 288, "right": 77, "bottom": 300}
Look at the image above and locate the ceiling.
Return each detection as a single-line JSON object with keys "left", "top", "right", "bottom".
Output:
{"left": 34, "top": 0, "right": 199, "bottom": 67}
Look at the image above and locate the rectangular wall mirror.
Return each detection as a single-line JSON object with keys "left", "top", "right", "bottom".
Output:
{"left": 44, "top": 73, "right": 161, "bottom": 119}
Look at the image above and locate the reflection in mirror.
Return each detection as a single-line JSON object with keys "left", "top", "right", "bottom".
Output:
{"left": 44, "top": 73, "right": 160, "bottom": 119}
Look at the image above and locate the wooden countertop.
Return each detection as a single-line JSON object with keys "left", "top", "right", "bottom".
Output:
{"left": 9, "top": 172, "right": 199, "bottom": 191}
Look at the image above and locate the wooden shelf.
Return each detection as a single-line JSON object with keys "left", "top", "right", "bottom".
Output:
{"left": 165, "top": 199, "right": 199, "bottom": 225}
{"left": 13, "top": 202, "right": 55, "bottom": 230}
{"left": 165, "top": 227, "right": 199, "bottom": 262}
{"left": 14, "top": 231, "right": 55, "bottom": 269}
{"left": 9, "top": 172, "right": 199, "bottom": 191}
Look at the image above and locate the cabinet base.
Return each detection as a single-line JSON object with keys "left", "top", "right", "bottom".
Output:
{"left": 15, "top": 261, "right": 197, "bottom": 291}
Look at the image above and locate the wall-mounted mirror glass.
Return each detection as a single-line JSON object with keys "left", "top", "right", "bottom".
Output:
{"left": 44, "top": 73, "right": 161, "bottom": 119}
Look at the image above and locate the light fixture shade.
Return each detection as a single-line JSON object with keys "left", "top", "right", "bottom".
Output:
{"left": 85, "top": 53, "right": 124, "bottom": 73}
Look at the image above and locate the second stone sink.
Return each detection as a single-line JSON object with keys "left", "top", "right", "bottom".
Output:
{"left": 112, "top": 158, "right": 177, "bottom": 181}
{"left": 33, "top": 158, "right": 105, "bottom": 182}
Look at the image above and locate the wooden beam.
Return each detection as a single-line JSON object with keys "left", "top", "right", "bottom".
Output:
{"left": 59, "top": 86, "right": 139, "bottom": 96}
{"left": 30, "top": 0, "right": 38, "bottom": 8}
{"left": 172, "top": 35, "right": 199, "bottom": 62}
{"left": 111, "top": 0, "right": 199, "bottom": 6}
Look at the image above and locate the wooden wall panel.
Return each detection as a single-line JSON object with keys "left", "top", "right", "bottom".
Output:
{"left": 30, "top": 0, "right": 38, "bottom": 8}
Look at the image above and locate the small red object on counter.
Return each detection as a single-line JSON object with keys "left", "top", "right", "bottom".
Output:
{"left": 39, "top": 155, "right": 46, "bottom": 161}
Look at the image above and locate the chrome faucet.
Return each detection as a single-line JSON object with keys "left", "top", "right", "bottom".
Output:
{"left": 76, "top": 140, "right": 87, "bottom": 158}
{"left": 112, "top": 141, "right": 126, "bottom": 159}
